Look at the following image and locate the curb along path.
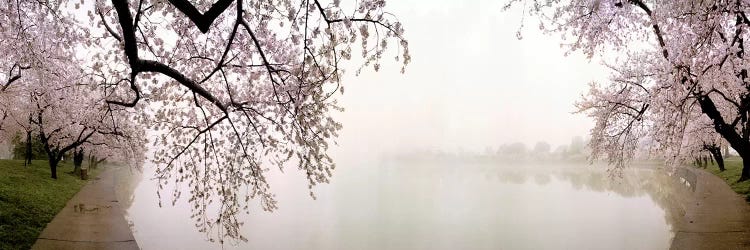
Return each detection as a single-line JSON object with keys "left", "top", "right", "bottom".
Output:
{"left": 32, "top": 167, "right": 139, "bottom": 250}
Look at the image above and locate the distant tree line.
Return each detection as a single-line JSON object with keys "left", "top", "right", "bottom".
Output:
{"left": 493, "top": 136, "right": 588, "bottom": 162}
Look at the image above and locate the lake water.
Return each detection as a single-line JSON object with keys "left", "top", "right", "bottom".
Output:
{"left": 115, "top": 160, "right": 691, "bottom": 250}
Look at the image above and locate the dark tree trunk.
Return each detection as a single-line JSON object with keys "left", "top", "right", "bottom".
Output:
{"left": 24, "top": 130, "right": 32, "bottom": 166}
{"left": 49, "top": 155, "right": 59, "bottom": 179}
{"left": 740, "top": 156, "right": 750, "bottom": 182}
{"left": 696, "top": 94, "right": 750, "bottom": 182}
{"left": 72, "top": 148, "right": 84, "bottom": 175}
{"left": 44, "top": 146, "right": 63, "bottom": 179}
{"left": 707, "top": 146, "right": 725, "bottom": 172}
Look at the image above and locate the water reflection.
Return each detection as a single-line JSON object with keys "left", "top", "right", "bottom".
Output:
{"left": 117, "top": 161, "right": 692, "bottom": 250}
{"left": 113, "top": 165, "right": 142, "bottom": 213}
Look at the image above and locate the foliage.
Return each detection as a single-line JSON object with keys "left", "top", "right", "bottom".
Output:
{"left": 9, "top": 132, "right": 46, "bottom": 160}
{"left": 89, "top": 0, "right": 410, "bottom": 242}
{"left": 0, "top": 160, "right": 101, "bottom": 249}
{"left": 1, "top": 0, "right": 409, "bottom": 242}
{"left": 532, "top": 141, "right": 551, "bottom": 155}
{"left": 0, "top": 0, "right": 147, "bottom": 180}
{"left": 508, "top": 0, "right": 750, "bottom": 180}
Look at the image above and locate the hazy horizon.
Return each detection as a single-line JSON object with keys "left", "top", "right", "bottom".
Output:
{"left": 331, "top": 0, "right": 609, "bottom": 158}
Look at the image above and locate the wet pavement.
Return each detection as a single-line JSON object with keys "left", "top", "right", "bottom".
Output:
{"left": 32, "top": 166, "right": 138, "bottom": 250}
{"left": 670, "top": 167, "right": 750, "bottom": 249}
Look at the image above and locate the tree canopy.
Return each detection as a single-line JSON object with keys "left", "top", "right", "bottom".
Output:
{"left": 0, "top": 0, "right": 409, "bottom": 242}
{"left": 510, "top": 0, "right": 750, "bottom": 180}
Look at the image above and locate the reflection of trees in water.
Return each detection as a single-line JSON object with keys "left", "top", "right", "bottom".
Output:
{"left": 114, "top": 166, "right": 144, "bottom": 211}
{"left": 486, "top": 166, "right": 691, "bottom": 229}
{"left": 497, "top": 170, "right": 527, "bottom": 185}
{"left": 533, "top": 173, "right": 551, "bottom": 186}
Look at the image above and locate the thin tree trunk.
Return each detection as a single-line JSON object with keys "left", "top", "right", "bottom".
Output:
{"left": 94, "top": 157, "right": 106, "bottom": 168}
{"left": 24, "top": 130, "right": 32, "bottom": 166}
{"left": 703, "top": 156, "right": 709, "bottom": 168}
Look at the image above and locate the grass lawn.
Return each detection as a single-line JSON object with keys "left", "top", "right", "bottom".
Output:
{"left": 701, "top": 156, "right": 750, "bottom": 201}
{"left": 0, "top": 159, "right": 101, "bottom": 249}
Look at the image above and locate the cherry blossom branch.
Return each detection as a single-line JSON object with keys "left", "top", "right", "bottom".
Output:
{"left": 97, "top": 8, "right": 121, "bottom": 42}
{"left": 3, "top": 63, "right": 31, "bottom": 91}
{"left": 167, "top": 0, "right": 235, "bottom": 33}
{"left": 109, "top": 0, "right": 227, "bottom": 113}
{"left": 628, "top": 0, "right": 668, "bottom": 59}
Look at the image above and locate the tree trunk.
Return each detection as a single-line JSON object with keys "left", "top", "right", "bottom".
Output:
{"left": 72, "top": 149, "right": 84, "bottom": 176}
{"left": 94, "top": 157, "right": 106, "bottom": 169}
{"left": 24, "top": 130, "right": 32, "bottom": 166}
{"left": 73, "top": 164, "right": 81, "bottom": 176}
{"left": 49, "top": 156, "right": 59, "bottom": 179}
{"left": 703, "top": 156, "right": 709, "bottom": 167}
{"left": 738, "top": 149, "right": 750, "bottom": 182}
{"left": 740, "top": 159, "right": 750, "bottom": 182}
{"left": 707, "top": 147, "right": 725, "bottom": 172}
{"left": 695, "top": 94, "right": 750, "bottom": 182}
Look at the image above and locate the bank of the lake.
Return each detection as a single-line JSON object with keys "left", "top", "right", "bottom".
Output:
{"left": 0, "top": 159, "right": 99, "bottom": 249}
{"left": 702, "top": 157, "right": 750, "bottom": 200}
{"left": 670, "top": 166, "right": 750, "bottom": 249}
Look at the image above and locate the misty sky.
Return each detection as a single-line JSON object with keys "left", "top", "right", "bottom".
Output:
{"left": 332, "top": 0, "right": 609, "bottom": 156}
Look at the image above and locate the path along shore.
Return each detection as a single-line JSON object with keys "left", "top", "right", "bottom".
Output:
{"left": 32, "top": 166, "right": 139, "bottom": 250}
{"left": 671, "top": 167, "right": 750, "bottom": 249}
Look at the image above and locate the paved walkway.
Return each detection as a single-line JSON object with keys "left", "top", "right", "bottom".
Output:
{"left": 32, "top": 167, "right": 139, "bottom": 250}
{"left": 671, "top": 167, "right": 750, "bottom": 249}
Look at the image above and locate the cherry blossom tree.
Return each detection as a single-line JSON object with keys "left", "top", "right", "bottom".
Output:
{"left": 83, "top": 0, "right": 410, "bottom": 242}
{"left": 510, "top": 0, "right": 750, "bottom": 181}
{"left": 683, "top": 119, "right": 727, "bottom": 171}
{"left": 0, "top": 0, "right": 146, "bottom": 179}
{"left": 0, "top": 0, "right": 80, "bottom": 175}
{"left": 1, "top": 0, "right": 409, "bottom": 241}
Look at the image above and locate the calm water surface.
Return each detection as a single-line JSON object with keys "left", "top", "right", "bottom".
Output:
{"left": 115, "top": 160, "right": 691, "bottom": 250}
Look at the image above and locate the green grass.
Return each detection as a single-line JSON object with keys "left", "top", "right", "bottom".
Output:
{"left": 0, "top": 159, "right": 102, "bottom": 249}
{"left": 700, "top": 157, "right": 750, "bottom": 200}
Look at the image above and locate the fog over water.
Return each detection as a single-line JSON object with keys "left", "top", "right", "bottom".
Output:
{"left": 111, "top": 1, "right": 681, "bottom": 249}
{"left": 117, "top": 162, "right": 687, "bottom": 250}
{"left": 332, "top": 0, "right": 608, "bottom": 157}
